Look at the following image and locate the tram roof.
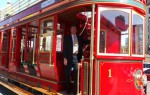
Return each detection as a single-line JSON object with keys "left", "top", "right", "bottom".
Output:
{"left": 0, "top": 0, "right": 146, "bottom": 30}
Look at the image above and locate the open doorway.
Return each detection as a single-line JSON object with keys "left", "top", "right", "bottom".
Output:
{"left": 56, "top": 5, "right": 91, "bottom": 94}
{"left": 19, "top": 20, "right": 39, "bottom": 76}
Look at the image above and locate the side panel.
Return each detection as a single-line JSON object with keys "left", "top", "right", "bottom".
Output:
{"left": 100, "top": 61, "right": 142, "bottom": 95}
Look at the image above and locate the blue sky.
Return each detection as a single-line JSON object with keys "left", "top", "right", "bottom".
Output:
{"left": 0, "top": 0, "right": 17, "bottom": 10}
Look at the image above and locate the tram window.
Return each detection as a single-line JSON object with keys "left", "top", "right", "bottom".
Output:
{"left": 100, "top": 30, "right": 106, "bottom": 53}
{"left": 2, "top": 33, "right": 9, "bottom": 52}
{"left": 41, "top": 17, "right": 53, "bottom": 34}
{"left": 27, "top": 38, "right": 35, "bottom": 52}
{"left": 12, "top": 30, "right": 16, "bottom": 53}
{"left": 132, "top": 13, "right": 143, "bottom": 55}
{"left": 40, "top": 17, "right": 54, "bottom": 52}
{"left": 56, "top": 35, "right": 62, "bottom": 52}
{"left": 99, "top": 10, "right": 129, "bottom": 54}
{"left": 56, "top": 23, "right": 64, "bottom": 52}
{"left": 39, "top": 33, "right": 52, "bottom": 52}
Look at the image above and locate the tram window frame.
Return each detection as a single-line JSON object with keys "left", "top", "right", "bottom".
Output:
{"left": 39, "top": 16, "right": 54, "bottom": 53}
{"left": 56, "top": 23, "right": 64, "bottom": 52}
{"left": 12, "top": 30, "right": 16, "bottom": 60}
{"left": 99, "top": 29, "right": 107, "bottom": 53}
{"left": 97, "top": 7, "right": 131, "bottom": 56}
{"left": 132, "top": 10, "right": 145, "bottom": 57}
{"left": 2, "top": 32, "right": 9, "bottom": 53}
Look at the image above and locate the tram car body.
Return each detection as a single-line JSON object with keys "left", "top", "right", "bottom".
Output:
{"left": 0, "top": 0, "right": 147, "bottom": 95}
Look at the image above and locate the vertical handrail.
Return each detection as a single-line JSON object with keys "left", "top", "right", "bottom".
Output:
{"left": 77, "top": 63, "right": 82, "bottom": 95}
{"left": 89, "top": 4, "right": 95, "bottom": 95}
{"left": 21, "top": 36, "right": 24, "bottom": 63}
{"left": 32, "top": 34, "right": 36, "bottom": 64}
{"left": 11, "top": 38, "right": 15, "bottom": 61}
{"left": 49, "top": 32, "right": 54, "bottom": 67}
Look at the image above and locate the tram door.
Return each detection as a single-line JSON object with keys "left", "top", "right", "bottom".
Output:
{"left": 57, "top": 8, "right": 92, "bottom": 94}
{"left": 26, "top": 26, "right": 37, "bottom": 64}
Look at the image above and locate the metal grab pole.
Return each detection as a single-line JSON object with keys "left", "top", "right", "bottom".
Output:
{"left": 89, "top": 4, "right": 95, "bottom": 95}
{"left": 77, "top": 63, "right": 82, "bottom": 95}
{"left": 49, "top": 32, "right": 54, "bottom": 67}
{"left": 21, "top": 36, "right": 24, "bottom": 63}
{"left": 32, "top": 34, "right": 36, "bottom": 64}
{"left": 11, "top": 38, "right": 15, "bottom": 61}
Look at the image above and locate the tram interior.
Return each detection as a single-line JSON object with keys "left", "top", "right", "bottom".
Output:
{"left": 57, "top": 6, "right": 92, "bottom": 82}
{"left": 19, "top": 21, "right": 39, "bottom": 76}
{"left": 10, "top": 5, "right": 92, "bottom": 83}
{"left": 0, "top": 0, "right": 146, "bottom": 94}
{"left": 1, "top": 5, "right": 142, "bottom": 94}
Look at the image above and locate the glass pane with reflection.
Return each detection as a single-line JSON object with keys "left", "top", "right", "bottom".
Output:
{"left": 132, "top": 14, "right": 143, "bottom": 55}
{"left": 99, "top": 10, "right": 129, "bottom": 54}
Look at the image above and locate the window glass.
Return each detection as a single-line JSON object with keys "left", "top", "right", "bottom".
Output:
{"left": 132, "top": 13, "right": 143, "bottom": 55}
{"left": 99, "top": 10, "right": 129, "bottom": 54}
{"left": 12, "top": 30, "right": 16, "bottom": 52}
{"left": 40, "top": 17, "right": 54, "bottom": 52}
{"left": 2, "top": 33, "right": 9, "bottom": 52}
{"left": 56, "top": 35, "right": 62, "bottom": 51}
{"left": 41, "top": 18, "right": 53, "bottom": 34}
{"left": 56, "top": 23, "right": 64, "bottom": 52}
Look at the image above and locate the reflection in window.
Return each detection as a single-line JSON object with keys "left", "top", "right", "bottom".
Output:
{"left": 100, "top": 30, "right": 106, "bottom": 53}
{"left": 40, "top": 17, "right": 54, "bottom": 52}
{"left": 41, "top": 18, "right": 53, "bottom": 34}
{"left": 132, "top": 14, "right": 143, "bottom": 55}
{"left": 99, "top": 10, "right": 129, "bottom": 54}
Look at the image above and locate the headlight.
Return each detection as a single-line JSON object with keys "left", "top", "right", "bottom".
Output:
{"left": 134, "top": 70, "right": 142, "bottom": 79}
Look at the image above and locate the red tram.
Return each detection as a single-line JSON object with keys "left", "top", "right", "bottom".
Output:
{"left": 0, "top": 0, "right": 147, "bottom": 95}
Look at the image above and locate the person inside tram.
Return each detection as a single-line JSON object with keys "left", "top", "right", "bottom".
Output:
{"left": 63, "top": 25, "right": 83, "bottom": 95}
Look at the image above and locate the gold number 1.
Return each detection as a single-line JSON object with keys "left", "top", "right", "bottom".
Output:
{"left": 108, "top": 69, "right": 112, "bottom": 78}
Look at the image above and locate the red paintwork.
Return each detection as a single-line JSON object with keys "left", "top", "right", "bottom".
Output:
{"left": 8, "top": 28, "right": 13, "bottom": 71}
{"left": 91, "top": 3, "right": 146, "bottom": 95}
{"left": 0, "top": 32, "right": 2, "bottom": 53}
{"left": 100, "top": 61, "right": 143, "bottom": 95}
{"left": 53, "top": 15, "right": 59, "bottom": 81}
{"left": 0, "top": 1, "right": 146, "bottom": 95}
{"left": 0, "top": 67, "right": 65, "bottom": 91}
{"left": 36, "top": 19, "right": 42, "bottom": 77}
{"left": 100, "top": 16, "right": 121, "bottom": 53}
{"left": 1, "top": 53, "right": 7, "bottom": 67}
{"left": 15, "top": 27, "right": 22, "bottom": 71}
